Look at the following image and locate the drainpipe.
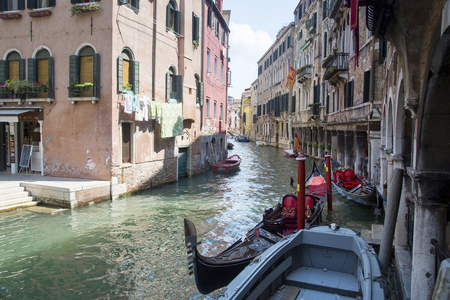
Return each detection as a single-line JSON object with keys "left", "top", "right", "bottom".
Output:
{"left": 200, "top": 0, "right": 205, "bottom": 129}
{"left": 152, "top": 0, "right": 157, "bottom": 101}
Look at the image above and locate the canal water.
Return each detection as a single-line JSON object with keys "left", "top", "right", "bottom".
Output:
{"left": 0, "top": 142, "right": 383, "bottom": 299}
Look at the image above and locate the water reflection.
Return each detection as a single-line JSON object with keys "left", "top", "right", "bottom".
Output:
{"left": 0, "top": 142, "right": 382, "bottom": 299}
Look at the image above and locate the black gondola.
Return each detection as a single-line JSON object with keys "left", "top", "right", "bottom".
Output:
{"left": 184, "top": 162, "right": 327, "bottom": 295}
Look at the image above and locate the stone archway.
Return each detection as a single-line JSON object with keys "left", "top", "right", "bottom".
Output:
{"left": 410, "top": 20, "right": 450, "bottom": 299}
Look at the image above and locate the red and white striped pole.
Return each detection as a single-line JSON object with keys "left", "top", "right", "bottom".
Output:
{"left": 296, "top": 154, "right": 306, "bottom": 231}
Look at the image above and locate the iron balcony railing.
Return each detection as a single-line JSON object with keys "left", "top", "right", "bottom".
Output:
{"left": 297, "top": 66, "right": 312, "bottom": 83}
{"left": 323, "top": 53, "right": 349, "bottom": 80}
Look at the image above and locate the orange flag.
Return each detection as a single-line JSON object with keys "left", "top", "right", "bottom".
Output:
{"left": 285, "top": 66, "right": 297, "bottom": 90}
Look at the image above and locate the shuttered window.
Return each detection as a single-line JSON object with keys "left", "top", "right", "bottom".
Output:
{"left": 69, "top": 46, "right": 100, "bottom": 98}
{"left": 363, "top": 70, "right": 371, "bottom": 103}
{"left": 192, "top": 13, "right": 199, "bottom": 45}
{"left": 27, "top": 0, "right": 55, "bottom": 9}
{"left": 166, "top": 1, "right": 180, "bottom": 34}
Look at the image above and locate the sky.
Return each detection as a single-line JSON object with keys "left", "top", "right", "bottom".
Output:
{"left": 223, "top": 1, "right": 299, "bottom": 99}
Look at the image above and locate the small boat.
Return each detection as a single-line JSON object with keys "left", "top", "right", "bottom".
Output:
{"left": 236, "top": 136, "right": 249, "bottom": 142}
{"left": 227, "top": 142, "right": 234, "bottom": 150}
{"left": 184, "top": 163, "right": 326, "bottom": 295}
{"left": 212, "top": 154, "right": 241, "bottom": 173}
{"left": 256, "top": 141, "right": 267, "bottom": 146}
{"left": 283, "top": 149, "right": 297, "bottom": 157}
{"left": 331, "top": 160, "right": 379, "bottom": 207}
{"left": 215, "top": 225, "right": 385, "bottom": 299}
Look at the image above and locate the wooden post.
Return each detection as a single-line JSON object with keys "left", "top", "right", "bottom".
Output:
{"left": 379, "top": 168, "right": 404, "bottom": 273}
{"left": 325, "top": 154, "right": 333, "bottom": 211}
{"left": 297, "top": 154, "right": 306, "bottom": 231}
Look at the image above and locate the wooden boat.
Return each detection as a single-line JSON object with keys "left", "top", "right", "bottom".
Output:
{"left": 331, "top": 160, "right": 379, "bottom": 207}
{"left": 283, "top": 149, "right": 297, "bottom": 157}
{"left": 184, "top": 163, "right": 326, "bottom": 295}
{"left": 215, "top": 225, "right": 385, "bottom": 299}
{"left": 212, "top": 154, "right": 241, "bottom": 173}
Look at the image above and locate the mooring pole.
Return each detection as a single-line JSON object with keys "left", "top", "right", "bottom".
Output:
{"left": 325, "top": 153, "right": 333, "bottom": 211}
{"left": 297, "top": 154, "right": 306, "bottom": 231}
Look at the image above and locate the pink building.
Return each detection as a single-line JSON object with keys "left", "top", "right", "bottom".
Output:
{"left": 0, "top": 0, "right": 210, "bottom": 206}
{"left": 200, "top": 0, "right": 230, "bottom": 169}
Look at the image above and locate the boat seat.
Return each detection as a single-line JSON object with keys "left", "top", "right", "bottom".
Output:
{"left": 343, "top": 169, "right": 360, "bottom": 189}
{"left": 285, "top": 266, "right": 361, "bottom": 298}
{"left": 333, "top": 170, "right": 345, "bottom": 187}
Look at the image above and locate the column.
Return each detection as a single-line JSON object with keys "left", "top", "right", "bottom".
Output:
{"left": 337, "top": 131, "right": 345, "bottom": 165}
{"left": 344, "top": 131, "right": 353, "bottom": 168}
{"left": 354, "top": 132, "right": 366, "bottom": 176}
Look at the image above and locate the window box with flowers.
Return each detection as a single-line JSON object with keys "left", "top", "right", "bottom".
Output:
{"left": 70, "top": 2, "right": 102, "bottom": 17}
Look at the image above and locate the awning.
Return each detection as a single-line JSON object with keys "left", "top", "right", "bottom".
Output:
{"left": 0, "top": 109, "right": 35, "bottom": 122}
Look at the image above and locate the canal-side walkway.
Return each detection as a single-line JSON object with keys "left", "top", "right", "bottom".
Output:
{"left": 0, "top": 172, "right": 110, "bottom": 212}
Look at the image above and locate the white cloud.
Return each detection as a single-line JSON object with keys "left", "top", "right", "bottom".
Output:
{"left": 228, "top": 22, "right": 273, "bottom": 98}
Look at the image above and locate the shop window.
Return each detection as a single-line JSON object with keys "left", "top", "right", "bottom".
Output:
{"left": 117, "top": 49, "right": 139, "bottom": 94}
{"left": 69, "top": 46, "right": 100, "bottom": 98}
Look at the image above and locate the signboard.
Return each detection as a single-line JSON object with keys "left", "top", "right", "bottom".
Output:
{"left": 19, "top": 145, "right": 33, "bottom": 168}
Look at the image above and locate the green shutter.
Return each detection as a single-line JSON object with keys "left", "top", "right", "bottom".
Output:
{"left": 117, "top": 56, "right": 123, "bottom": 93}
{"left": 0, "top": 1, "right": 7, "bottom": 11}
{"left": 175, "top": 10, "right": 181, "bottom": 34}
{"left": 364, "top": 71, "right": 370, "bottom": 103}
{"left": 69, "top": 55, "right": 79, "bottom": 84}
{"left": 19, "top": 59, "right": 26, "bottom": 80}
{"left": 27, "top": 58, "right": 37, "bottom": 83}
{"left": 49, "top": 0, "right": 56, "bottom": 7}
{"left": 48, "top": 57, "right": 54, "bottom": 99}
{"left": 200, "top": 82, "right": 204, "bottom": 106}
{"left": 18, "top": 0, "right": 25, "bottom": 10}
{"left": 27, "top": 0, "right": 37, "bottom": 9}
{"left": 0, "top": 60, "right": 7, "bottom": 85}
{"left": 134, "top": 0, "right": 139, "bottom": 10}
{"left": 166, "top": 5, "right": 171, "bottom": 28}
{"left": 193, "top": 13, "right": 199, "bottom": 43}
{"left": 93, "top": 53, "right": 100, "bottom": 98}
{"left": 175, "top": 75, "right": 183, "bottom": 102}
{"left": 166, "top": 72, "right": 171, "bottom": 100}
{"left": 133, "top": 61, "right": 139, "bottom": 94}
{"left": 71, "top": 0, "right": 81, "bottom": 4}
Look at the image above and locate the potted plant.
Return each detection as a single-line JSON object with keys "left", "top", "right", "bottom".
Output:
{"left": 319, "top": 143, "right": 325, "bottom": 150}
{"left": 123, "top": 83, "right": 132, "bottom": 91}
{"left": 312, "top": 142, "right": 318, "bottom": 148}
{"left": 193, "top": 40, "right": 199, "bottom": 49}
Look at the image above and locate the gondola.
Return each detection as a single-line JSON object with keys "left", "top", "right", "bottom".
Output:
{"left": 212, "top": 154, "right": 241, "bottom": 173}
{"left": 330, "top": 160, "right": 379, "bottom": 207}
{"left": 184, "top": 162, "right": 326, "bottom": 295}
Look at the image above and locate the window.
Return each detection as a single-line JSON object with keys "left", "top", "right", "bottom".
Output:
{"left": 0, "top": 51, "right": 24, "bottom": 85}
{"left": 28, "top": 48, "right": 54, "bottom": 98}
{"left": 222, "top": 31, "right": 227, "bottom": 46}
{"left": 344, "top": 81, "right": 354, "bottom": 108}
{"left": 166, "top": 0, "right": 180, "bottom": 34}
{"left": 214, "top": 56, "right": 218, "bottom": 79}
{"left": 220, "top": 104, "right": 223, "bottom": 120}
{"left": 69, "top": 46, "right": 100, "bottom": 98}
{"left": 363, "top": 70, "right": 371, "bottom": 103}
{"left": 117, "top": 49, "right": 139, "bottom": 94}
{"left": 192, "top": 13, "right": 199, "bottom": 46}
{"left": 215, "top": 21, "right": 220, "bottom": 38}
{"left": 323, "top": 32, "right": 328, "bottom": 58}
{"left": 207, "top": 8, "right": 214, "bottom": 29}
{"left": 27, "top": 0, "right": 55, "bottom": 9}
{"left": 221, "top": 62, "right": 224, "bottom": 83}
{"left": 0, "top": 0, "right": 24, "bottom": 11}
{"left": 195, "top": 74, "right": 203, "bottom": 105}
{"left": 206, "top": 98, "right": 210, "bottom": 118}
{"left": 118, "top": 0, "right": 140, "bottom": 11}
{"left": 166, "top": 66, "right": 183, "bottom": 102}
{"left": 214, "top": 101, "right": 217, "bottom": 119}
{"left": 207, "top": 49, "right": 211, "bottom": 73}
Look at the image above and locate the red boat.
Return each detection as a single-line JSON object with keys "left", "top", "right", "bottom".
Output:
{"left": 213, "top": 154, "right": 241, "bottom": 173}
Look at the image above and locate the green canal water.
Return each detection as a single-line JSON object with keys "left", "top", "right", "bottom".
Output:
{"left": 0, "top": 142, "right": 383, "bottom": 299}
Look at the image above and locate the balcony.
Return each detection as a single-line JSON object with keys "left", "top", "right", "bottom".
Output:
{"left": 323, "top": 53, "right": 349, "bottom": 83}
{"left": 0, "top": 90, "right": 54, "bottom": 105}
{"left": 329, "top": 0, "right": 343, "bottom": 19}
{"left": 296, "top": 65, "right": 312, "bottom": 84}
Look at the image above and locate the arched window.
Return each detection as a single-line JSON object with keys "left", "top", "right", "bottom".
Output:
{"left": 166, "top": 0, "right": 180, "bottom": 34}
{"left": 69, "top": 45, "right": 100, "bottom": 98}
{"left": 5, "top": 51, "right": 24, "bottom": 81}
{"left": 28, "top": 48, "right": 54, "bottom": 98}
{"left": 166, "top": 66, "right": 183, "bottom": 102}
{"left": 117, "top": 49, "right": 139, "bottom": 94}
